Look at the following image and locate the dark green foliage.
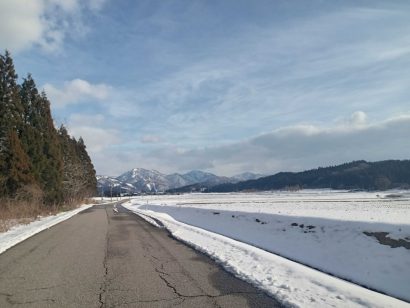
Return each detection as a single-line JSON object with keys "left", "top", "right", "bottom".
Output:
{"left": 19, "top": 77, "right": 64, "bottom": 204}
{"left": 0, "top": 130, "right": 34, "bottom": 196}
{"left": 76, "top": 137, "right": 97, "bottom": 196}
{"left": 0, "top": 50, "right": 96, "bottom": 206}
{"left": 0, "top": 51, "right": 23, "bottom": 132}
{"left": 0, "top": 50, "right": 27, "bottom": 197}
{"left": 209, "top": 160, "right": 410, "bottom": 192}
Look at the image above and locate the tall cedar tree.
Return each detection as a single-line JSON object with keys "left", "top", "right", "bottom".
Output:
{"left": 76, "top": 137, "right": 97, "bottom": 197}
{"left": 0, "top": 51, "right": 96, "bottom": 205}
{"left": 58, "top": 126, "right": 97, "bottom": 203}
{"left": 0, "top": 51, "right": 32, "bottom": 196}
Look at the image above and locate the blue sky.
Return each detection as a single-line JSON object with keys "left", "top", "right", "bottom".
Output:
{"left": 1, "top": 0, "right": 410, "bottom": 176}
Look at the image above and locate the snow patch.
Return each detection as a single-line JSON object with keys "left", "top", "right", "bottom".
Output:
{"left": 123, "top": 191, "right": 410, "bottom": 307}
{"left": 0, "top": 203, "right": 95, "bottom": 255}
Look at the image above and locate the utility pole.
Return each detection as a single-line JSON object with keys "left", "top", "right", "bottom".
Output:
{"left": 110, "top": 184, "right": 113, "bottom": 202}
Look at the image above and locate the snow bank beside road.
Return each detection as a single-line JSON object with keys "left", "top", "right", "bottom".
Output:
{"left": 0, "top": 203, "right": 95, "bottom": 255}
{"left": 123, "top": 191, "right": 410, "bottom": 307}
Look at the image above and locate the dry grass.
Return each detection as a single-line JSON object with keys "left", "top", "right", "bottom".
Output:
{"left": 0, "top": 200, "right": 41, "bottom": 232}
{"left": 0, "top": 198, "right": 91, "bottom": 233}
{"left": 0, "top": 184, "right": 95, "bottom": 232}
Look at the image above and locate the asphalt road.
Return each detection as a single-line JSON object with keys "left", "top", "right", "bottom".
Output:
{"left": 0, "top": 203, "right": 282, "bottom": 307}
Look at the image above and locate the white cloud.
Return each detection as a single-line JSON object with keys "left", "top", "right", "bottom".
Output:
{"left": 0, "top": 0, "right": 108, "bottom": 53}
{"left": 87, "top": 0, "right": 106, "bottom": 11}
{"left": 43, "top": 79, "right": 111, "bottom": 107}
{"left": 141, "top": 135, "right": 162, "bottom": 144}
{"left": 97, "top": 113, "right": 410, "bottom": 176}
{"left": 67, "top": 113, "right": 120, "bottom": 154}
{"left": 117, "top": 5, "right": 410, "bottom": 148}
{"left": 349, "top": 111, "right": 368, "bottom": 127}
{"left": 69, "top": 113, "right": 105, "bottom": 125}
{"left": 0, "top": 1, "right": 44, "bottom": 52}
{"left": 47, "top": 0, "right": 79, "bottom": 13}
{"left": 215, "top": 113, "right": 410, "bottom": 175}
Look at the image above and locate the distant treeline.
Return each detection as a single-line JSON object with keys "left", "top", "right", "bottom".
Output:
{"left": 0, "top": 51, "right": 96, "bottom": 206}
{"left": 208, "top": 160, "right": 410, "bottom": 192}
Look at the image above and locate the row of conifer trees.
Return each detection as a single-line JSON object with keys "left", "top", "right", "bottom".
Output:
{"left": 0, "top": 51, "right": 96, "bottom": 206}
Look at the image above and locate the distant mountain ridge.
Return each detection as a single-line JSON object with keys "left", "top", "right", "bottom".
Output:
{"left": 207, "top": 160, "right": 410, "bottom": 192}
{"left": 97, "top": 168, "right": 263, "bottom": 195}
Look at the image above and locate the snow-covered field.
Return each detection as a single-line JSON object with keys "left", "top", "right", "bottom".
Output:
{"left": 123, "top": 190, "right": 410, "bottom": 308}
{"left": 0, "top": 203, "right": 95, "bottom": 255}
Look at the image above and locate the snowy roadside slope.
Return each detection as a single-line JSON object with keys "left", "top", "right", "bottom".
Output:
{"left": 123, "top": 190, "right": 410, "bottom": 302}
{"left": 0, "top": 203, "right": 95, "bottom": 255}
{"left": 133, "top": 203, "right": 410, "bottom": 301}
{"left": 123, "top": 205, "right": 408, "bottom": 308}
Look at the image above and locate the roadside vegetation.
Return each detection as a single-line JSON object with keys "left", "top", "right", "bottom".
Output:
{"left": 0, "top": 50, "right": 96, "bottom": 231}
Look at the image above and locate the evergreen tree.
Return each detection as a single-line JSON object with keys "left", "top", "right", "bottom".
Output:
{"left": 1, "top": 50, "right": 97, "bottom": 205}
{"left": 58, "top": 128, "right": 96, "bottom": 203}
{"left": 20, "top": 74, "right": 38, "bottom": 126}
{"left": 1, "top": 130, "right": 33, "bottom": 196}
{"left": 20, "top": 74, "right": 43, "bottom": 182}
{"left": 0, "top": 53, "right": 5, "bottom": 193}
{"left": 58, "top": 125, "right": 79, "bottom": 203}
{"left": 35, "top": 91, "right": 64, "bottom": 205}
{"left": 76, "top": 137, "right": 97, "bottom": 197}
{"left": 0, "top": 51, "right": 23, "bottom": 131}
{"left": 0, "top": 50, "right": 29, "bottom": 198}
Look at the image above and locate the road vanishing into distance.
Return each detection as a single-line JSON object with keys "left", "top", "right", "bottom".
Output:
{"left": 0, "top": 203, "right": 282, "bottom": 307}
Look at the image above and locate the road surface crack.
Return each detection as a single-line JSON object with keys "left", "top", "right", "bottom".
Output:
{"left": 0, "top": 291, "right": 13, "bottom": 305}
{"left": 12, "top": 298, "right": 56, "bottom": 305}
{"left": 154, "top": 267, "right": 258, "bottom": 301}
{"left": 155, "top": 268, "right": 185, "bottom": 297}
{"left": 121, "top": 297, "right": 182, "bottom": 305}
{"left": 25, "top": 283, "right": 64, "bottom": 291}
{"left": 0, "top": 291, "right": 56, "bottom": 305}
{"left": 99, "top": 205, "right": 110, "bottom": 308}
{"left": 142, "top": 229, "right": 256, "bottom": 307}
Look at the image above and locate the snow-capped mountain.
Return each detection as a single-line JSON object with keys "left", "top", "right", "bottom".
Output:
{"left": 96, "top": 175, "right": 121, "bottom": 189}
{"left": 96, "top": 175, "right": 135, "bottom": 195}
{"left": 97, "top": 169, "right": 263, "bottom": 195}
{"left": 165, "top": 173, "right": 191, "bottom": 188}
{"left": 183, "top": 170, "right": 219, "bottom": 183}
{"left": 117, "top": 168, "right": 169, "bottom": 192}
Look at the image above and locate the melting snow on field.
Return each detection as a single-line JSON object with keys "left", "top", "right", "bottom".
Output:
{"left": 123, "top": 190, "right": 410, "bottom": 308}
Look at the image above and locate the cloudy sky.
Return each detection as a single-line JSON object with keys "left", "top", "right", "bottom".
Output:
{"left": 1, "top": 0, "right": 409, "bottom": 176}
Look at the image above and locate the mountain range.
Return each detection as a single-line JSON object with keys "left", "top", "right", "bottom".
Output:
{"left": 97, "top": 168, "right": 263, "bottom": 195}
{"left": 207, "top": 160, "right": 410, "bottom": 192}
{"left": 98, "top": 160, "right": 410, "bottom": 195}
